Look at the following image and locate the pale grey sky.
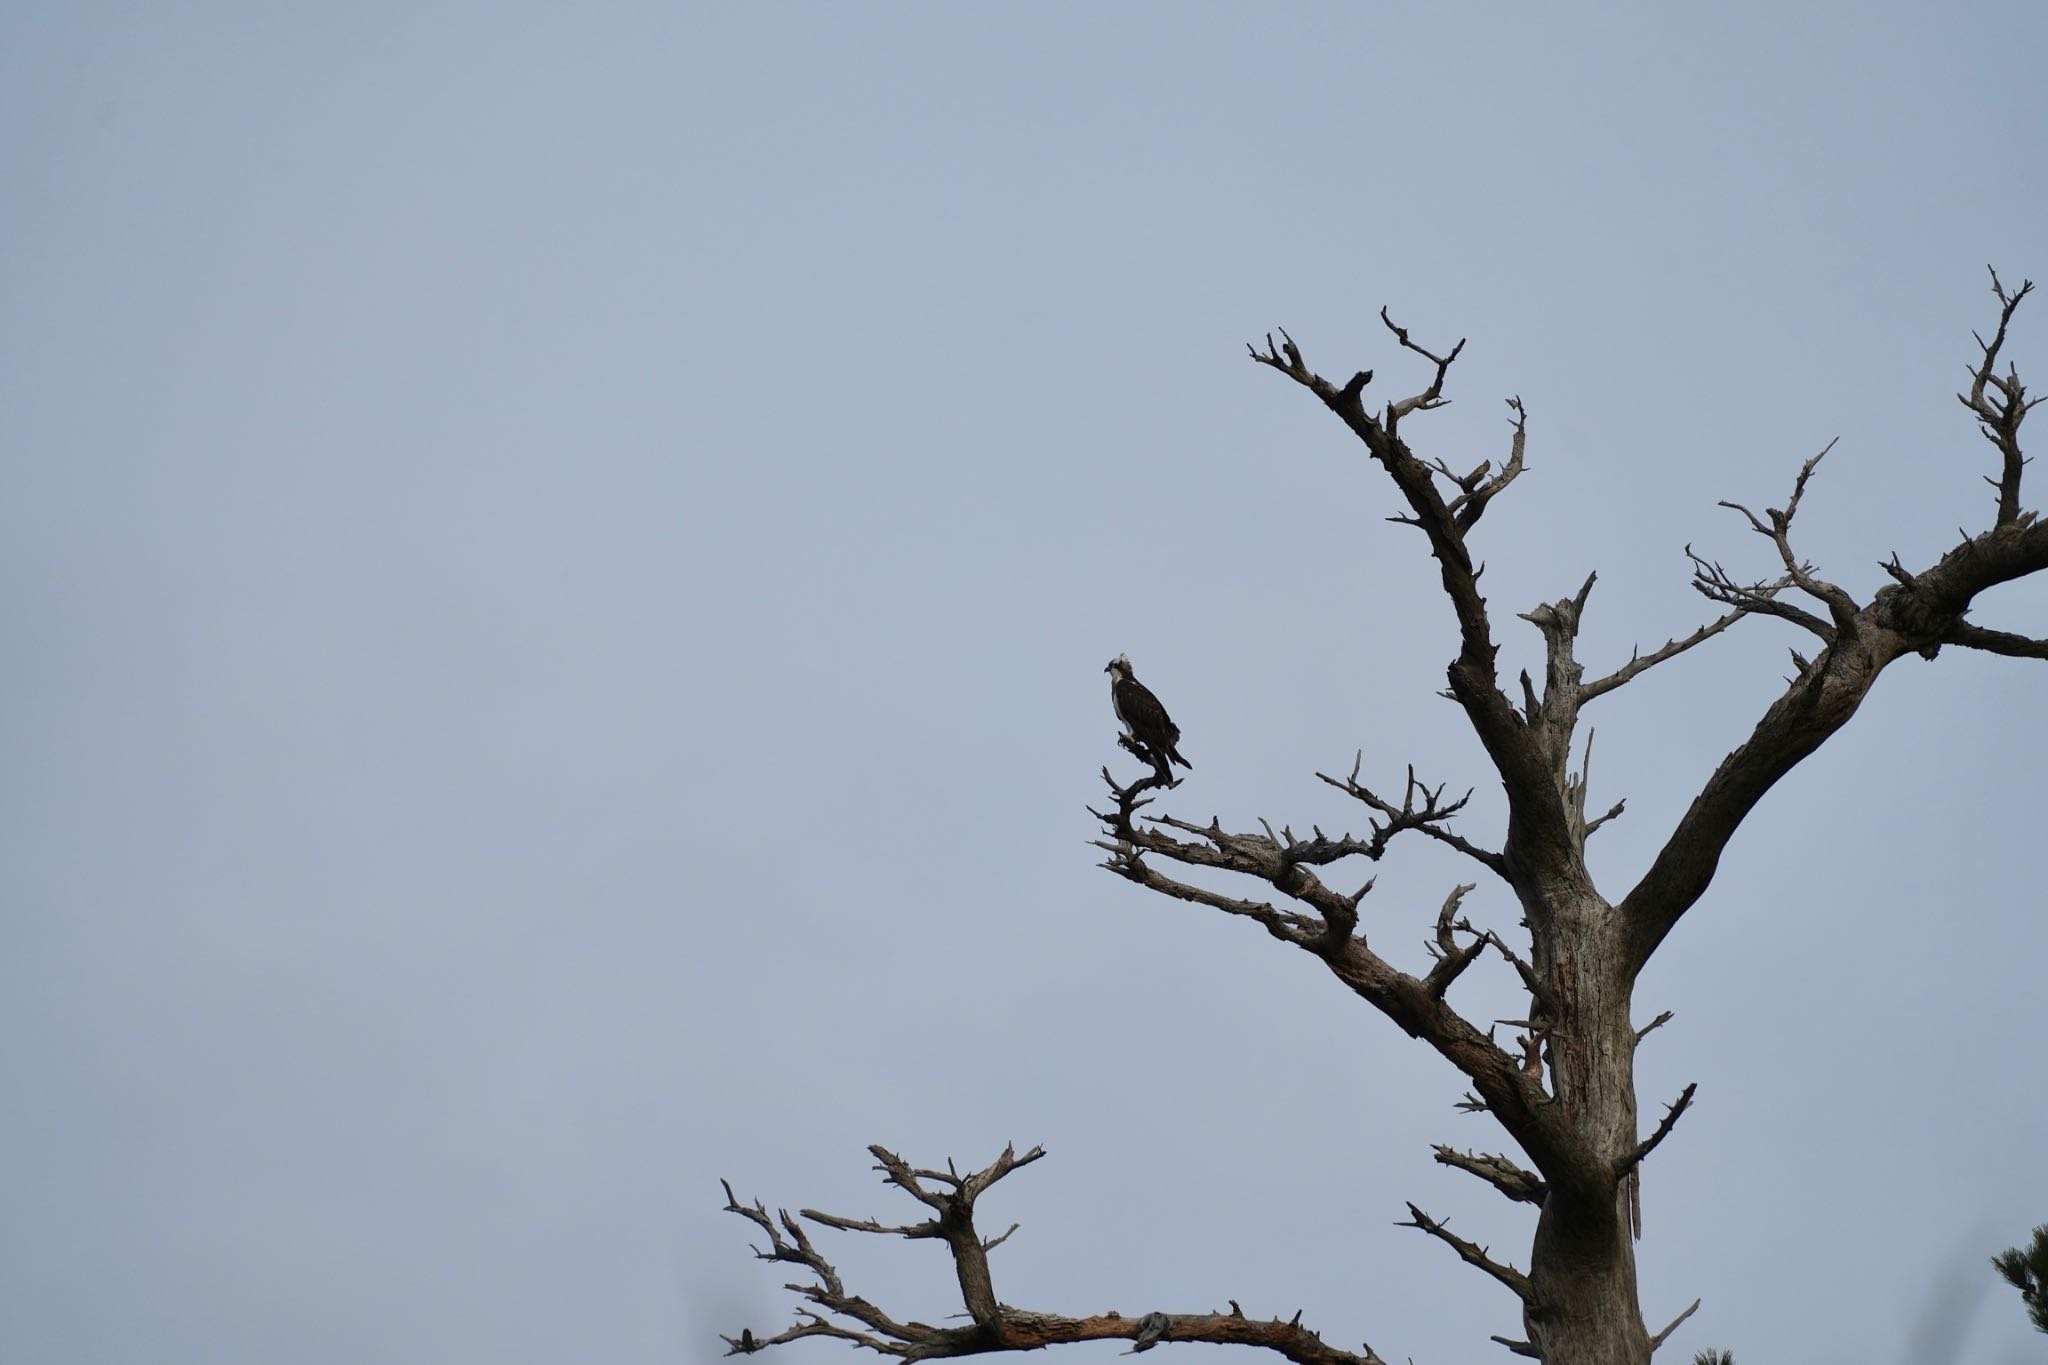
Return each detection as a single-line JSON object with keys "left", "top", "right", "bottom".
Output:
{"left": 3, "top": 4, "right": 2044, "bottom": 1364}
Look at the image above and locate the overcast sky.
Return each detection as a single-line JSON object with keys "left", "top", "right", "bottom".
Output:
{"left": 3, "top": 4, "right": 2045, "bottom": 1363}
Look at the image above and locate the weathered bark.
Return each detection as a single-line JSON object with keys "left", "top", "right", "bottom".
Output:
{"left": 1522, "top": 896, "right": 1645, "bottom": 1365}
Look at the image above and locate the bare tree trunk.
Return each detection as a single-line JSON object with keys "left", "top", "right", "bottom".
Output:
{"left": 1524, "top": 897, "right": 1647, "bottom": 1364}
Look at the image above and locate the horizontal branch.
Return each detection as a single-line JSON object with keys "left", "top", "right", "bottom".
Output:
{"left": 723, "top": 1148, "right": 1390, "bottom": 1364}
{"left": 1942, "top": 619, "right": 2048, "bottom": 658}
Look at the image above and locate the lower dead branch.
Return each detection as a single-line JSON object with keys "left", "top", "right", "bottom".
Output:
{"left": 723, "top": 1148, "right": 1391, "bottom": 1364}
{"left": 1647, "top": 1297, "right": 1702, "bottom": 1352}
{"left": 1490, "top": 1336, "right": 1541, "bottom": 1359}
{"left": 1618, "top": 1083, "right": 1697, "bottom": 1177}
{"left": 720, "top": 1178, "right": 926, "bottom": 1354}
{"left": 1398, "top": 1202, "right": 1534, "bottom": 1304}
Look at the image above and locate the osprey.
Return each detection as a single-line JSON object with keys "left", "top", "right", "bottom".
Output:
{"left": 1105, "top": 655, "right": 1191, "bottom": 771}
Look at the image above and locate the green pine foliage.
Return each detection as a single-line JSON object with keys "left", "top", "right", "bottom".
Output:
{"left": 1992, "top": 1223, "right": 2048, "bottom": 1334}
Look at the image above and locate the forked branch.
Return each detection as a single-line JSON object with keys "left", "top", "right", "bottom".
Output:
{"left": 1714, "top": 440, "right": 1861, "bottom": 632}
{"left": 1647, "top": 1298, "right": 1703, "bottom": 1353}
{"left": 1381, "top": 306, "right": 1468, "bottom": 422}
{"left": 1316, "top": 754, "right": 1507, "bottom": 876}
{"left": 1961, "top": 267, "right": 2041, "bottom": 527}
{"left": 723, "top": 1148, "right": 1390, "bottom": 1364}
{"left": 1629, "top": 272, "right": 2048, "bottom": 968}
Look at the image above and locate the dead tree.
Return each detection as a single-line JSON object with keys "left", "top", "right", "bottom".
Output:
{"left": 718, "top": 270, "right": 2046, "bottom": 1365}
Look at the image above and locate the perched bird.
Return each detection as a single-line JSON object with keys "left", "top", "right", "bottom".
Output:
{"left": 1105, "top": 655, "right": 1192, "bottom": 771}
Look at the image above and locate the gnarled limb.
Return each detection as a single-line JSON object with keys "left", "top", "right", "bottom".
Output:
{"left": 723, "top": 1148, "right": 1391, "bottom": 1364}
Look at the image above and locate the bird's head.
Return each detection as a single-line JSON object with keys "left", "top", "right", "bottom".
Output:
{"left": 1104, "top": 654, "right": 1132, "bottom": 679}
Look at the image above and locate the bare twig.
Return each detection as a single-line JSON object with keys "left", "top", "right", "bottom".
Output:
{"left": 1647, "top": 1297, "right": 1703, "bottom": 1353}
{"left": 1634, "top": 1010, "right": 1675, "bottom": 1044}
{"left": 1317, "top": 754, "right": 1508, "bottom": 875}
{"left": 1580, "top": 596, "right": 1781, "bottom": 702}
